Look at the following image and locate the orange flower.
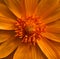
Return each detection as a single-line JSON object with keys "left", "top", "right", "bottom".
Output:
{"left": 0, "top": 0, "right": 60, "bottom": 59}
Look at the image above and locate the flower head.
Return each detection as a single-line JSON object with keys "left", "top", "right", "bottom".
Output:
{"left": 0, "top": 0, "right": 60, "bottom": 59}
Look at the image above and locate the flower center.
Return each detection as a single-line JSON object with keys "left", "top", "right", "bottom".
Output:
{"left": 15, "top": 16, "right": 46, "bottom": 45}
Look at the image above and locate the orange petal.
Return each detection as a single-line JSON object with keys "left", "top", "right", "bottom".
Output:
{"left": 46, "top": 26, "right": 60, "bottom": 33}
{"left": 46, "top": 19, "right": 60, "bottom": 33}
{"left": 34, "top": 0, "right": 59, "bottom": 19}
{"left": 0, "top": 16, "right": 16, "bottom": 30}
{"left": 0, "top": 0, "right": 3, "bottom": 2}
{"left": 41, "top": 32, "right": 60, "bottom": 42}
{"left": 25, "top": 0, "right": 40, "bottom": 16}
{"left": 37, "top": 38, "right": 58, "bottom": 59}
{"left": 50, "top": 41, "right": 60, "bottom": 58}
{"left": 0, "top": 3, "right": 16, "bottom": 20}
{"left": 4, "top": 0, "right": 25, "bottom": 18}
{"left": 0, "top": 38, "right": 18, "bottom": 58}
{"left": 46, "top": 27, "right": 60, "bottom": 33}
{"left": 13, "top": 43, "right": 47, "bottom": 59}
{"left": 43, "top": 2, "right": 60, "bottom": 24}
{"left": 42, "top": 12, "right": 60, "bottom": 24}
{"left": 0, "top": 30, "right": 14, "bottom": 43}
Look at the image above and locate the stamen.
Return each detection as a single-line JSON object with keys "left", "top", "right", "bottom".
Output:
{"left": 15, "top": 16, "right": 46, "bottom": 45}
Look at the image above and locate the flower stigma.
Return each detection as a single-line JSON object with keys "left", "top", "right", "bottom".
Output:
{"left": 15, "top": 16, "right": 46, "bottom": 45}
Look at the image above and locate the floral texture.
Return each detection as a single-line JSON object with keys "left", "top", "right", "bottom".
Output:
{"left": 0, "top": 0, "right": 60, "bottom": 59}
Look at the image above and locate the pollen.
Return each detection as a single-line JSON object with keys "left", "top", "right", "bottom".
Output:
{"left": 15, "top": 16, "right": 46, "bottom": 45}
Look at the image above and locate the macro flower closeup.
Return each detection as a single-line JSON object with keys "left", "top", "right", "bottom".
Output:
{"left": 0, "top": 0, "right": 60, "bottom": 59}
